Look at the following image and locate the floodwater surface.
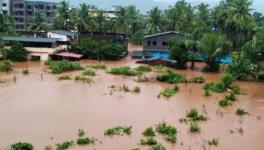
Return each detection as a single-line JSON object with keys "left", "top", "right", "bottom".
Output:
{"left": 0, "top": 44, "right": 264, "bottom": 150}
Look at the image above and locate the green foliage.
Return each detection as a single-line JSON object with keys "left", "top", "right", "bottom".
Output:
{"left": 135, "top": 65, "right": 152, "bottom": 73}
{"left": 56, "top": 141, "right": 73, "bottom": 150}
{"left": 122, "top": 84, "right": 130, "bottom": 92}
{"left": 142, "top": 127, "right": 156, "bottom": 137}
{"left": 148, "top": 144, "right": 166, "bottom": 150}
{"left": 132, "top": 86, "right": 141, "bottom": 93}
{"left": 134, "top": 76, "right": 149, "bottom": 82}
{"left": 49, "top": 60, "right": 83, "bottom": 74}
{"left": 44, "top": 145, "right": 53, "bottom": 150}
{"left": 130, "top": 30, "right": 145, "bottom": 44}
{"left": 75, "top": 76, "right": 92, "bottom": 84}
{"left": 82, "top": 69, "right": 96, "bottom": 76}
{"left": 186, "top": 108, "right": 207, "bottom": 121}
{"left": 169, "top": 40, "right": 189, "bottom": 69}
{"left": 109, "top": 66, "right": 138, "bottom": 76}
{"left": 140, "top": 137, "right": 157, "bottom": 145}
{"left": 225, "top": 92, "right": 236, "bottom": 101}
{"left": 218, "top": 99, "right": 230, "bottom": 107}
{"left": 78, "top": 129, "right": 85, "bottom": 137}
{"left": 76, "top": 137, "right": 94, "bottom": 145}
{"left": 87, "top": 63, "right": 106, "bottom": 70}
{"left": 104, "top": 126, "right": 132, "bottom": 137}
{"left": 58, "top": 75, "right": 71, "bottom": 81}
{"left": 10, "top": 142, "right": 33, "bottom": 150}
{"left": 6, "top": 43, "right": 28, "bottom": 62}
{"left": 156, "top": 122, "right": 177, "bottom": 143}
{"left": 0, "top": 60, "right": 13, "bottom": 72}
{"left": 204, "top": 90, "right": 212, "bottom": 97}
{"left": 208, "top": 138, "right": 219, "bottom": 146}
{"left": 157, "top": 70, "right": 186, "bottom": 84}
{"left": 189, "top": 122, "right": 200, "bottom": 133}
{"left": 189, "top": 76, "right": 205, "bottom": 83}
{"left": 236, "top": 108, "right": 249, "bottom": 116}
{"left": 159, "top": 85, "right": 179, "bottom": 99}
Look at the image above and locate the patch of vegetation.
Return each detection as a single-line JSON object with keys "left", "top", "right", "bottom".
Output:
{"left": 236, "top": 108, "right": 249, "bottom": 116}
{"left": 148, "top": 144, "right": 166, "bottom": 150}
{"left": 225, "top": 92, "right": 236, "bottom": 101}
{"left": 82, "top": 69, "right": 96, "bottom": 76}
{"left": 132, "top": 86, "right": 141, "bottom": 93}
{"left": 10, "top": 142, "right": 33, "bottom": 150}
{"left": 58, "top": 75, "right": 71, "bottom": 81}
{"left": 189, "top": 122, "right": 200, "bottom": 133}
{"left": 208, "top": 138, "right": 219, "bottom": 146}
{"left": 135, "top": 65, "right": 152, "bottom": 73}
{"left": 78, "top": 129, "right": 85, "bottom": 137}
{"left": 22, "top": 69, "right": 29, "bottom": 75}
{"left": 218, "top": 99, "right": 230, "bottom": 107}
{"left": 140, "top": 137, "right": 157, "bottom": 145}
{"left": 156, "top": 122, "right": 177, "bottom": 143}
{"left": 135, "top": 76, "right": 149, "bottom": 82}
{"left": 49, "top": 60, "right": 84, "bottom": 74}
{"left": 186, "top": 108, "right": 207, "bottom": 121}
{"left": 44, "top": 145, "right": 53, "bottom": 150}
{"left": 159, "top": 85, "right": 179, "bottom": 99}
{"left": 76, "top": 137, "right": 94, "bottom": 145}
{"left": 75, "top": 76, "right": 92, "bottom": 84}
{"left": 6, "top": 42, "right": 28, "bottom": 61}
{"left": 56, "top": 141, "right": 74, "bottom": 150}
{"left": 157, "top": 70, "right": 186, "bottom": 84}
{"left": 87, "top": 63, "right": 106, "bottom": 70}
{"left": 0, "top": 60, "right": 13, "bottom": 72}
{"left": 122, "top": 84, "right": 130, "bottom": 92}
{"left": 189, "top": 76, "right": 205, "bottom": 84}
{"left": 104, "top": 126, "right": 132, "bottom": 137}
{"left": 204, "top": 90, "right": 212, "bottom": 97}
{"left": 109, "top": 66, "right": 139, "bottom": 76}
{"left": 142, "top": 127, "right": 156, "bottom": 137}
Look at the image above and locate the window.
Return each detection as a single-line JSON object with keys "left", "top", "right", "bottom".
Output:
{"left": 3, "top": 10, "right": 7, "bottom": 14}
{"left": 162, "top": 42, "right": 168, "bottom": 46}
{"left": 27, "top": 5, "right": 32, "bottom": 9}
{"left": 53, "top": 5, "right": 56, "bottom": 9}
{"left": 152, "top": 41, "right": 157, "bottom": 46}
{"left": 147, "top": 41, "right": 151, "bottom": 46}
{"left": 2, "top": 3, "right": 7, "bottom": 7}
{"left": 46, "top": 6, "right": 50, "bottom": 10}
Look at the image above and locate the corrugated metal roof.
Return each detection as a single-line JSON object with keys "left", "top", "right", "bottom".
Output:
{"left": 144, "top": 31, "right": 183, "bottom": 39}
{"left": 2, "top": 36, "right": 60, "bottom": 43}
{"left": 51, "top": 30, "right": 77, "bottom": 36}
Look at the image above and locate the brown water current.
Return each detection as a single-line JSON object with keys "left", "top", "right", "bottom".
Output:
{"left": 0, "top": 44, "right": 264, "bottom": 150}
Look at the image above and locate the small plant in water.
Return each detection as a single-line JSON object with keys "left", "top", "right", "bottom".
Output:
{"left": 135, "top": 65, "right": 152, "bottom": 73}
{"left": 204, "top": 90, "right": 211, "bottom": 97}
{"left": 218, "top": 99, "right": 230, "bottom": 107}
{"left": 75, "top": 76, "right": 92, "bottom": 84}
{"left": 56, "top": 141, "right": 74, "bottom": 150}
{"left": 78, "top": 129, "right": 85, "bottom": 137}
{"left": 132, "top": 86, "right": 141, "bottom": 93}
{"left": 186, "top": 108, "right": 207, "bottom": 121}
{"left": 10, "top": 142, "right": 33, "bottom": 150}
{"left": 225, "top": 92, "right": 236, "bottom": 101}
{"left": 148, "top": 144, "right": 166, "bottom": 150}
{"left": 140, "top": 137, "right": 157, "bottom": 145}
{"left": 156, "top": 122, "right": 177, "bottom": 143}
{"left": 208, "top": 138, "right": 219, "bottom": 146}
{"left": 87, "top": 63, "right": 106, "bottom": 70}
{"left": 122, "top": 84, "right": 130, "bottom": 92}
{"left": 189, "top": 122, "right": 200, "bottom": 133}
{"left": 104, "top": 126, "right": 132, "bottom": 137}
{"left": 45, "top": 145, "right": 53, "bottom": 150}
{"left": 58, "top": 75, "right": 71, "bottom": 81}
{"left": 82, "top": 69, "right": 96, "bottom": 76}
{"left": 135, "top": 76, "right": 149, "bottom": 82}
{"left": 22, "top": 69, "right": 29, "bottom": 75}
{"left": 236, "top": 108, "right": 249, "bottom": 116}
{"left": 159, "top": 85, "right": 179, "bottom": 99}
{"left": 76, "top": 137, "right": 94, "bottom": 145}
{"left": 142, "top": 127, "right": 156, "bottom": 137}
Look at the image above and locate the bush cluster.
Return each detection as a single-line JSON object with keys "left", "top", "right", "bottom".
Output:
{"left": 157, "top": 70, "right": 186, "bottom": 84}
{"left": 156, "top": 122, "right": 177, "bottom": 143}
{"left": 104, "top": 126, "right": 132, "bottom": 137}
{"left": 49, "top": 60, "right": 84, "bottom": 74}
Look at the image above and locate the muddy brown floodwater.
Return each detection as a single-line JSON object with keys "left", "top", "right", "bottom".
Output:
{"left": 0, "top": 44, "right": 264, "bottom": 150}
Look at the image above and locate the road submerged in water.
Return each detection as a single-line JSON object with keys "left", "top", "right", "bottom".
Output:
{"left": 0, "top": 44, "right": 264, "bottom": 150}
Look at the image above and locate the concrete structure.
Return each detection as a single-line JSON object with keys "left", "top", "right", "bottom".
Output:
{"left": 0, "top": 0, "right": 11, "bottom": 14}
{"left": 2, "top": 36, "right": 63, "bottom": 60}
{"left": 10, "top": 0, "right": 57, "bottom": 31}
{"left": 47, "top": 30, "right": 78, "bottom": 49}
{"left": 143, "top": 31, "right": 185, "bottom": 52}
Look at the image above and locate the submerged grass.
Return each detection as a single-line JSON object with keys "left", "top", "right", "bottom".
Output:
{"left": 148, "top": 144, "right": 166, "bottom": 150}
{"left": 104, "top": 126, "right": 132, "bottom": 137}
{"left": 156, "top": 122, "right": 177, "bottom": 143}
{"left": 157, "top": 70, "right": 186, "bottom": 84}
{"left": 109, "top": 66, "right": 139, "bottom": 76}
{"left": 189, "top": 122, "right": 200, "bottom": 133}
{"left": 236, "top": 108, "right": 249, "bottom": 116}
{"left": 135, "top": 65, "right": 152, "bottom": 73}
{"left": 186, "top": 108, "right": 207, "bottom": 121}
{"left": 58, "top": 75, "right": 71, "bottom": 81}
{"left": 142, "top": 127, "right": 156, "bottom": 137}
{"left": 75, "top": 76, "right": 92, "bottom": 84}
{"left": 56, "top": 141, "right": 74, "bottom": 150}
{"left": 159, "top": 85, "right": 179, "bottom": 99}
{"left": 87, "top": 63, "right": 106, "bottom": 70}
{"left": 140, "top": 137, "right": 157, "bottom": 146}
{"left": 76, "top": 137, "right": 94, "bottom": 145}
{"left": 82, "top": 69, "right": 96, "bottom": 76}
{"left": 208, "top": 138, "right": 219, "bottom": 146}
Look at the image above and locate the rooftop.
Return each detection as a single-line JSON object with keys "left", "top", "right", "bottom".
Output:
{"left": 50, "top": 30, "right": 77, "bottom": 36}
{"left": 144, "top": 31, "right": 183, "bottom": 39}
{"left": 2, "top": 36, "right": 60, "bottom": 43}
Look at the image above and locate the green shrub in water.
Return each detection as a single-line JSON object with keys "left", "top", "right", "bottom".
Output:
{"left": 75, "top": 76, "right": 92, "bottom": 84}
{"left": 50, "top": 60, "right": 83, "bottom": 74}
{"left": 189, "top": 76, "right": 205, "bottom": 83}
{"left": 148, "top": 144, "right": 166, "bottom": 150}
{"left": 58, "top": 75, "right": 71, "bottom": 81}
{"left": 122, "top": 84, "right": 130, "bottom": 92}
{"left": 140, "top": 137, "right": 157, "bottom": 145}
{"left": 208, "top": 138, "right": 219, "bottom": 146}
{"left": 132, "top": 86, "right": 141, "bottom": 93}
{"left": 135, "top": 65, "right": 152, "bottom": 73}
{"left": 225, "top": 92, "right": 236, "bottom": 101}
{"left": 142, "top": 127, "right": 156, "bottom": 137}
{"left": 157, "top": 70, "right": 186, "bottom": 84}
{"left": 236, "top": 108, "right": 249, "bottom": 116}
{"left": 218, "top": 99, "right": 230, "bottom": 107}
{"left": 10, "top": 142, "right": 33, "bottom": 150}
{"left": 109, "top": 66, "right": 138, "bottom": 76}
{"left": 104, "top": 126, "right": 132, "bottom": 137}
{"left": 156, "top": 122, "right": 177, "bottom": 143}
{"left": 82, "top": 69, "right": 96, "bottom": 76}
{"left": 76, "top": 137, "right": 94, "bottom": 145}
{"left": 0, "top": 60, "right": 13, "bottom": 72}
{"left": 135, "top": 76, "right": 149, "bottom": 82}
{"left": 189, "top": 122, "right": 200, "bottom": 133}
{"left": 87, "top": 63, "right": 106, "bottom": 70}
{"left": 22, "top": 69, "right": 29, "bottom": 75}
{"left": 159, "top": 85, "right": 179, "bottom": 99}
{"left": 78, "top": 129, "right": 85, "bottom": 137}
{"left": 186, "top": 108, "right": 207, "bottom": 121}
{"left": 56, "top": 141, "right": 73, "bottom": 150}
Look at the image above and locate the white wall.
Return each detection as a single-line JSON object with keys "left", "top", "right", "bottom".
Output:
{"left": 0, "top": 0, "right": 10, "bottom": 14}
{"left": 47, "top": 32, "right": 68, "bottom": 41}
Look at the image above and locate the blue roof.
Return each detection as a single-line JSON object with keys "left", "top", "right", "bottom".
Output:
{"left": 51, "top": 30, "right": 77, "bottom": 36}
{"left": 2, "top": 36, "right": 60, "bottom": 43}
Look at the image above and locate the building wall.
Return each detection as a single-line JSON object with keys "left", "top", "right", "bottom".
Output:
{"left": 10, "top": 0, "right": 57, "bottom": 31}
{"left": 47, "top": 32, "right": 68, "bottom": 41}
{"left": 143, "top": 33, "right": 185, "bottom": 51}
{"left": 0, "top": 0, "right": 11, "bottom": 14}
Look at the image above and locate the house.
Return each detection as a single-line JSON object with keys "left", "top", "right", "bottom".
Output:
{"left": 47, "top": 30, "right": 78, "bottom": 49}
{"left": 2, "top": 36, "right": 63, "bottom": 60}
{"left": 143, "top": 31, "right": 185, "bottom": 52}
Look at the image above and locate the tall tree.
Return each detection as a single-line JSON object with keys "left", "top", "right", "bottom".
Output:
{"left": 147, "top": 6, "right": 163, "bottom": 34}
{"left": 28, "top": 12, "right": 48, "bottom": 32}
{"left": 54, "top": 1, "right": 73, "bottom": 31}
{"left": 0, "top": 13, "right": 15, "bottom": 35}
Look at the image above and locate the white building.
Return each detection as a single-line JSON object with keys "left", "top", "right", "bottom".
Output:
{"left": 47, "top": 30, "right": 78, "bottom": 49}
{"left": 0, "top": 0, "right": 10, "bottom": 14}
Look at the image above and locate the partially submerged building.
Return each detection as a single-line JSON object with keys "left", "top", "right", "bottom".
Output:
{"left": 47, "top": 30, "right": 78, "bottom": 49}
{"left": 2, "top": 36, "right": 62, "bottom": 60}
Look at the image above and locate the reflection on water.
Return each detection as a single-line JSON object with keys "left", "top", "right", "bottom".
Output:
{"left": 0, "top": 44, "right": 264, "bottom": 150}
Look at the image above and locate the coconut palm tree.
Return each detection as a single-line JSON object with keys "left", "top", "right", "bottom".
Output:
{"left": 114, "top": 7, "right": 128, "bottom": 33}
{"left": 28, "top": 12, "right": 48, "bottom": 32}
{"left": 75, "top": 4, "right": 97, "bottom": 32}
{"left": 147, "top": 6, "right": 163, "bottom": 34}
{"left": 198, "top": 33, "right": 231, "bottom": 72}
{"left": 0, "top": 13, "right": 15, "bottom": 34}
{"left": 53, "top": 0, "right": 73, "bottom": 31}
